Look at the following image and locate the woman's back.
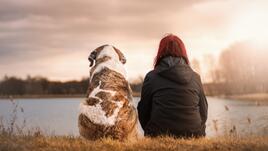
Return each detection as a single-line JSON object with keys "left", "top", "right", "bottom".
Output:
{"left": 138, "top": 56, "right": 207, "bottom": 138}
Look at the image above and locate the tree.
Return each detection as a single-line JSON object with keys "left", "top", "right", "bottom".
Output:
{"left": 191, "top": 58, "right": 201, "bottom": 74}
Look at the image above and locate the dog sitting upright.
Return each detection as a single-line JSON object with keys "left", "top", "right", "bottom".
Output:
{"left": 78, "top": 45, "right": 137, "bottom": 141}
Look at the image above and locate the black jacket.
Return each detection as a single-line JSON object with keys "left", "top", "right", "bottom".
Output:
{"left": 137, "top": 56, "right": 208, "bottom": 138}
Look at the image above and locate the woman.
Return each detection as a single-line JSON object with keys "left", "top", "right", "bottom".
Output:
{"left": 137, "top": 34, "right": 208, "bottom": 138}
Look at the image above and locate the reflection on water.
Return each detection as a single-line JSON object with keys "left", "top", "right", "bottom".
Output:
{"left": 0, "top": 97, "right": 267, "bottom": 137}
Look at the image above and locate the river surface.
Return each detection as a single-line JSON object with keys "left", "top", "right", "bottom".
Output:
{"left": 0, "top": 97, "right": 268, "bottom": 137}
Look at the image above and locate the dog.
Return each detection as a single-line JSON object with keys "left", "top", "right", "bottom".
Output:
{"left": 78, "top": 45, "right": 138, "bottom": 141}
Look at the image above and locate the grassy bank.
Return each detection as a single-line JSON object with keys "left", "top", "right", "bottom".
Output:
{"left": 1, "top": 134, "right": 268, "bottom": 151}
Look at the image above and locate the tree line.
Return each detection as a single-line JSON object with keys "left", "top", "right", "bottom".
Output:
{"left": 0, "top": 76, "right": 143, "bottom": 97}
{"left": 1, "top": 42, "right": 267, "bottom": 97}
{"left": 0, "top": 76, "right": 88, "bottom": 96}
{"left": 202, "top": 42, "right": 268, "bottom": 96}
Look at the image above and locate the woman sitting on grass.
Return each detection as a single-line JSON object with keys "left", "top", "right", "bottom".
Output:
{"left": 138, "top": 34, "right": 208, "bottom": 138}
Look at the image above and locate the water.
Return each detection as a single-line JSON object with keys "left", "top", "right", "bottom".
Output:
{"left": 0, "top": 97, "right": 267, "bottom": 137}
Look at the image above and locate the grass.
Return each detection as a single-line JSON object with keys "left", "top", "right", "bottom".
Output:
{"left": 1, "top": 134, "right": 268, "bottom": 151}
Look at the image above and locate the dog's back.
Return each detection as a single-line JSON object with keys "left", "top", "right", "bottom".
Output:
{"left": 78, "top": 45, "right": 137, "bottom": 141}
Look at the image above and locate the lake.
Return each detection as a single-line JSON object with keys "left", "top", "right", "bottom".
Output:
{"left": 0, "top": 97, "right": 268, "bottom": 137}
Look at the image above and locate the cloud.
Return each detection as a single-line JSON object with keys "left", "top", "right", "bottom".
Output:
{"left": 0, "top": 0, "right": 205, "bottom": 63}
{"left": 1, "top": 0, "right": 267, "bottom": 80}
{"left": 0, "top": 0, "right": 203, "bottom": 19}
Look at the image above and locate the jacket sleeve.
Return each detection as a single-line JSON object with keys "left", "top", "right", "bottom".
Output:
{"left": 137, "top": 74, "right": 152, "bottom": 130}
{"left": 198, "top": 76, "right": 208, "bottom": 133}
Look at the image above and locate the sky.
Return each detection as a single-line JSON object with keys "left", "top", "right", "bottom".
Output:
{"left": 0, "top": 0, "right": 268, "bottom": 82}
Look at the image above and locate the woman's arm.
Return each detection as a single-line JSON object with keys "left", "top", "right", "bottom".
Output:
{"left": 137, "top": 74, "right": 153, "bottom": 130}
{"left": 199, "top": 89, "right": 208, "bottom": 124}
{"left": 198, "top": 77, "right": 208, "bottom": 134}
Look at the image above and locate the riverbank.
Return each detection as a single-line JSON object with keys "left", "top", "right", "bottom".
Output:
{"left": 1, "top": 134, "right": 268, "bottom": 151}
{"left": 1, "top": 93, "right": 268, "bottom": 102}
{"left": 223, "top": 93, "right": 268, "bottom": 102}
{"left": 0, "top": 92, "right": 141, "bottom": 99}
{"left": 0, "top": 94, "right": 86, "bottom": 99}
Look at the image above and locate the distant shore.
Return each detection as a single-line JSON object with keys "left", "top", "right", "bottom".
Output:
{"left": 0, "top": 92, "right": 141, "bottom": 99}
{"left": 222, "top": 93, "right": 268, "bottom": 102}
{"left": 0, "top": 94, "right": 86, "bottom": 99}
{"left": 1, "top": 93, "right": 268, "bottom": 101}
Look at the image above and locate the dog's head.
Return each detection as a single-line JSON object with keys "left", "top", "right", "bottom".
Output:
{"left": 88, "top": 45, "right": 126, "bottom": 67}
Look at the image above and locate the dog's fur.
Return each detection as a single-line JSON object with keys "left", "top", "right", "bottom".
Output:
{"left": 78, "top": 45, "right": 138, "bottom": 141}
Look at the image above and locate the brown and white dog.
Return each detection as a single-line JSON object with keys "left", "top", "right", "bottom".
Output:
{"left": 78, "top": 45, "right": 138, "bottom": 141}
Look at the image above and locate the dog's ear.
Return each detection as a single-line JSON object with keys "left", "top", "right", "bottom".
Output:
{"left": 88, "top": 50, "right": 97, "bottom": 67}
{"left": 113, "top": 46, "right": 126, "bottom": 64}
{"left": 88, "top": 45, "right": 109, "bottom": 67}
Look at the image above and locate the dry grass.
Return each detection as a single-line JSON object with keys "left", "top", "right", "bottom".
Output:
{"left": 0, "top": 134, "right": 268, "bottom": 151}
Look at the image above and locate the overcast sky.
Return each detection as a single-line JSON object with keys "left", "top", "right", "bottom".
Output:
{"left": 0, "top": 0, "right": 268, "bottom": 81}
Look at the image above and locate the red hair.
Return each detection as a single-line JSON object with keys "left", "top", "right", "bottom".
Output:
{"left": 154, "top": 34, "right": 189, "bottom": 68}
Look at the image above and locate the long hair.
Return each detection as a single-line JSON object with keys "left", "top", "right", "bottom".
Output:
{"left": 154, "top": 34, "right": 189, "bottom": 68}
